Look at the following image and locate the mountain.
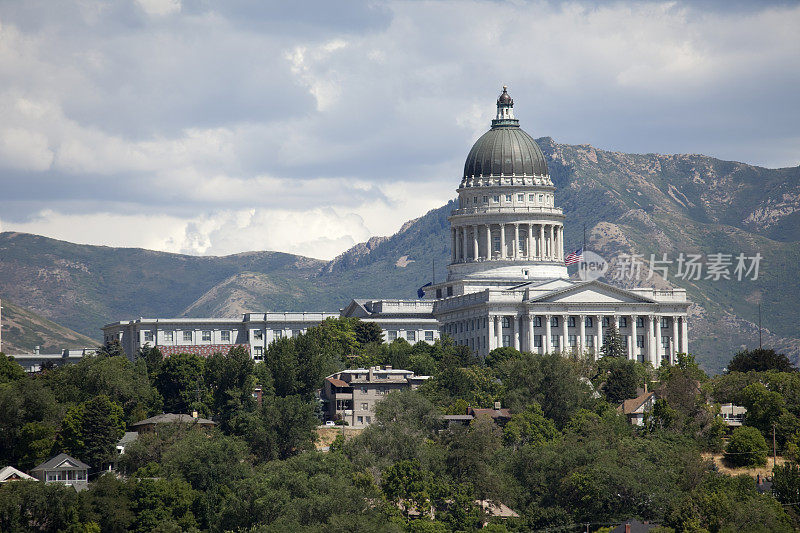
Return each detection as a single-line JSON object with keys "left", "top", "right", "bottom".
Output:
{"left": 0, "top": 297, "right": 97, "bottom": 355}
{"left": 0, "top": 139, "right": 797, "bottom": 373}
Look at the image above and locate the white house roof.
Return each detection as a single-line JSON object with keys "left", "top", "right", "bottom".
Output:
{"left": 0, "top": 466, "right": 36, "bottom": 482}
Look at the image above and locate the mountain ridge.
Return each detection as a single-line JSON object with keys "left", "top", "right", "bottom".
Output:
{"left": 1, "top": 138, "right": 797, "bottom": 372}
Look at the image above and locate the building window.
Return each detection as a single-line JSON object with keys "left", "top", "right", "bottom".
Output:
{"left": 387, "top": 330, "right": 398, "bottom": 341}
{"left": 483, "top": 196, "right": 488, "bottom": 203}
{"left": 221, "top": 330, "right": 231, "bottom": 343}
{"left": 567, "top": 316, "right": 576, "bottom": 327}
{"left": 534, "top": 316, "right": 542, "bottom": 327}
{"left": 662, "top": 336, "right": 671, "bottom": 349}
{"left": 253, "top": 346, "right": 264, "bottom": 361}
{"left": 493, "top": 235, "right": 501, "bottom": 254}
{"left": 274, "top": 330, "right": 283, "bottom": 339}
{"left": 637, "top": 335, "right": 645, "bottom": 348}
{"left": 517, "top": 194, "right": 524, "bottom": 202}
{"left": 637, "top": 316, "right": 645, "bottom": 328}
{"left": 163, "top": 331, "right": 174, "bottom": 343}
{"left": 585, "top": 316, "right": 593, "bottom": 328}
{"left": 425, "top": 331, "right": 434, "bottom": 342}
{"left": 492, "top": 195, "right": 500, "bottom": 202}
{"left": 529, "top": 194, "right": 535, "bottom": 201}
{"left": 406, "top": 330, "right": 416, "bottom": 342}
{"left": 202, "top": 330, "right": 211, "bottom": 342}
{"left": 253, "top": 330, "right": 263, "bottom": 340}
{"left": 568, "top": 334, "right": 577, "bottom": 347}
{"left": 436, "top": 288, "right": 442, "bottom": 298}
{"left": 357, "top": 416, "right": 363, "bottom": 424}
{"left": 622, "top": 336, "right": 629, "bottom": 347}
{"left": 447, "top": 286, "right": 453, "bottom": 297}
{"left": 361, "top": 402, "right": 369, "bottom": 410}
{"left": 602, "top": 317, "right": 611, "bottom": 327}
{"left": 586, "top": 336, "right": 594, "bottom": 347}
{"left": 619, "top": 317, "right": 627, "bottom": 328}
{"left": 505, "top": 194, "right": 512, "bottom": 202}
{"left": 183, "top": 331, "right": 192, "bottom": 342}
{"left": 661, "top": 317, "right": 669, "bottom": 328}
{"left": 143, "top": 331, "right": 154, "bottom": 342}
{"left": 551, "top": 335, "right": 560, "bottom": 349}
{"left": 365, "top": 416, "right": 371, "bottom": 424}
{"left": 551, "top": 316, "right": 559, "bottom": 327}
{"left": 502, "top": 317, "right": 510, "bottom": 328}
{"left": 292, "top": 330, "right": 301, "bottom": 338}
{"left": 538, "top": 194, "right": 543, "bottom": 203}
{"left": 473, "top": 196, "right": 478, "bottom": 203}
{"left": 533, "top": 334, "right": 542, "bottom": 347}
{"left": 502, "top": 334, "right": 511, "bottom": 347}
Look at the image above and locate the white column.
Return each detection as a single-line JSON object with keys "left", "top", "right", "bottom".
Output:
{"left": 514, "top": 224, "right": 520, "bottom": 259}
{"left": 473, "top": 225, "right": 479, "bottom": 261}
{"left": 561, "top": 314, "right": 568, "bottom": 353}
{"left": 527, "top": 314, "right": 534, "bottom": 353}
{"left": 538, "top": 224, "right": 544, "bottom": 259}
{"left": 512, "top": 315, "right": 520, "bottom": 351}
{"left": 528, "top": 223, "right": 534, "bottom": 258}
{"left": 544, "top": 314, "right": 552, "bottom": 353}
{"left": 462, "top": 227, "right": 469, "bottom": 262}
{"left": 596, "top": 314, "right": 603, "bottom": 359}
{"left": 646, "top": 315, "right": 655, "bottom": 366}
{"left": 672, "top": 316, "right": 679, "bottom": 363}
{"left": 550, "top": 225, "right": 556, "bottom": 260}
{"left": 655, "top": 315, "right": 662, "bottom": 367}
{"left": 485, "top": 224, "right": 492, "bottom": 260}
{"left": 488, "top": 315, "right": 495, "bottom": 351}
{"left": 451, "top": 228, "right": 456, "bottom": 263}
{"left": 630, "top": 314, "right": 638, "bottom": 362}
{"left": 579, "top": 314, "right": 586, "bottom": 354}
{"left": 495, "top": 316, "right": 502, "bottom": 348}
{"left": 680, "top": 316, "right": 689, "bottom": 354}
{"left": 500, "top": 224, "right": 506, "bottom": 259}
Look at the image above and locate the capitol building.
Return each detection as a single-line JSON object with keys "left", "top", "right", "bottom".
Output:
{"left": 104, "top": 87, "right": 689, "bottom": 368}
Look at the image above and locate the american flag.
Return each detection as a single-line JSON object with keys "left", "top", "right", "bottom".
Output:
{"left": 565, "top": 247, "right": 584, "bottom": 265}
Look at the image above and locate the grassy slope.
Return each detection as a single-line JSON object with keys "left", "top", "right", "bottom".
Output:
{"left": 0, "top": 297, "right": 97, "bottom": 354}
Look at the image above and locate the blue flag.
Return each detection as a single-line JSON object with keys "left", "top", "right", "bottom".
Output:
{"left": 417, "top": 282, "right": 432, "bottom": 298}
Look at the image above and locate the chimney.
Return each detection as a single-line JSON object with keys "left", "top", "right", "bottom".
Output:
{"left": 191, "top": 410, "right": 198, "bottom": 419}
{"left": 385, "top": 365, "right": 392, "bottom": 371}
{"left": 494, "top": 401, "right": 501, "bottom": 410}
{"left": 34, "top": 346, "right": 40, "bottom": 355}
{"left": 625, "top": 524, "right": 631, "bottom": 533}
{"left": 644, "top": 382, "right": 648, "bottom": 394}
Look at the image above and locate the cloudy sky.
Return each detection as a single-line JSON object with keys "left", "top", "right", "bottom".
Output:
{"left": 0, "top": 0, "right": 798, "bottom": 260}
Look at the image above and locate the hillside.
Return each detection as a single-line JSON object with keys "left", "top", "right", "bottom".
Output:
{"left": 0, "top": 298, "right": 97, "bottom": 354}
{"left": 0, "top": 139, "right": 797, "bottom": 372}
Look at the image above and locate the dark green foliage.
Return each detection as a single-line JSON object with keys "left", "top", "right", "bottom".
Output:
{"left": 154, "top": 352, "right": 209, "bottom": 415}
{"left": 0, "top": 378, "right": 61, "bottom": 469}
{"left": 600, "top": 323, "right": 626, "bottom": 359}
{"left": 497, "top": 352, "right": 592, "bottom": 428}
{"left": 204, "top": 346, "right": 256, "bottom": 431}
{"left": 485, "top": 347, "right": 522, "bottom": 369}
{"left": 96, "top": 339, "right": 126, "bottom": 359}
{"left": 728, "top": 348, "right": 797, "bottom": 373}
{"left": 0, "top": 352, "right": 25, "bottom": 383}
{"left": 600, "top": 358, "right": 641, "bottom": 404}
{"left": 0, "top": 480, "right": 84, "bottom": 533}
{"left": 57, "top": 394, "right": 126, "bottom": 471}
{"left": 772, "top": 462, "right": 800, "bottom": 514}
{"left": 354, "top": 320, "right": 384, "bottom": 345}
{"left": 502, "top": 403, "right": 560, "bottom": 449}
{"left": 725, "top": 426, "right": 769, "bottom": 467}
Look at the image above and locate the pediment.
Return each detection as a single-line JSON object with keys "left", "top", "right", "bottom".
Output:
{"left": 56, "top": 459, "right": 79, "bottom": 469}
{"left": 528, "top": 281, "right": 656, "bottom": 304}
{"left": 341, "top": 300, "right": 370, "bottom": 318}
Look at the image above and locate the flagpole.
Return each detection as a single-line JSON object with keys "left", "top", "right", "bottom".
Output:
{"left": 583, "top": 223, "right": 586, "bottom": 252}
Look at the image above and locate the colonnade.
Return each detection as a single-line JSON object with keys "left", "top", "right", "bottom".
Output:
{"left": 450, "top": 222, "right": 563, "bottom": 263}
{"left": 463, "top": 312, "right": 689, "bottom": 367}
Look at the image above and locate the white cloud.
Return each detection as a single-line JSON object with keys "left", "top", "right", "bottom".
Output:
{"left": 0, "top": 0, "right": 798, "bottom": 261}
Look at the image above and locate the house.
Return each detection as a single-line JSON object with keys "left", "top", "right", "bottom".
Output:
{"left": 718, "top": 403, "right": 747, "bottom": 427}
{"left": 130, "top": 413, "right": 216, "bottom": 432}
{"left": 29, "top": 453, "right": 89, "bottom": 491}
{"left": 116, "top": 432, "right": 139, "bottom": 455}
{"left": 441, "top": 402, "right": 512, "bottom": 427}
{"left": 0, "top": 466, "right": 36, "bottom": 483}
{"left": 618, "top": 391, "right": 657, "bottom": 426}
{"left": 320, "top": 366, "right": 430, "bottom": 427}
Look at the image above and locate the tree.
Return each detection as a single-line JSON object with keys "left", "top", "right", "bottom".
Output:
{"left": 600, "top": 322, "right": 626, "bottom": 359}
{"left": 502, "top": 403, "right": 559, "bottom": 449}
{"left": 485, "top": 347, "right": 522, "bottom": 369}
{"left": 96, "top": 339, "right": 126, "bottom": 359}
{"left": 136, "top": 344, "right": 163, "bottom": 378}
{"left": 740, "top": 382, "right": 785, "bottom": 435}
{"left": 382, "top": 459, "right": 435, "bottom": 518}
{"left": 58, "top": 395, "right": 126, "bottom": 470}
{"left": 0, "top": 353, "right": 25, "bottom": 383}
{"left": 772, "top": 462, "right": 800, "bottom": 513}
{"left": 601, "top": 358, "right": 640, "bottom": 404}
{"left": 354, "top": 320, "right": 384, "bottom": 346}
{"left": 154, "top": 352, "right": 208, "bottom": 415}
{"left": 725, "top": 426, "right": 769, "bottom": 467}
{"left": 727, "top": 348, "right": 797, "bottom": 373}
{"left": 204, "top": 346, "right": 256, "bottom": 430}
